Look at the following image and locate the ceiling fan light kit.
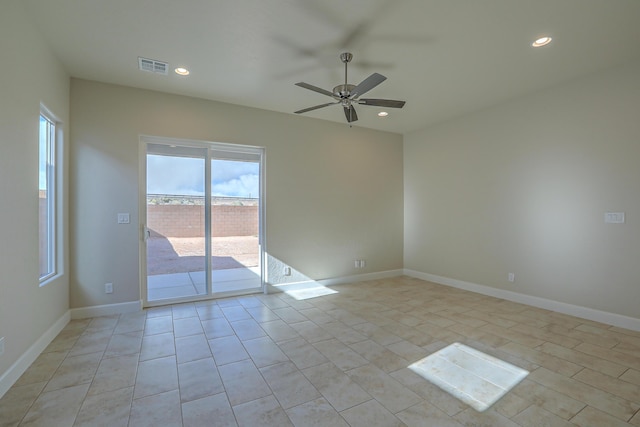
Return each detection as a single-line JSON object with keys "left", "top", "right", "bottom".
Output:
{"left": 294, "top": 52, "right": 405, "bottom": 124}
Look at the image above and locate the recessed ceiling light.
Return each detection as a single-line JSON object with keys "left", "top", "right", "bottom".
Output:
{"left": 378, "top": 111, "right": 389, "bottom": 117}
{"left": 174, "top": 67, "right": 190, "bottom": 76}
{"left": 532, "top": 36, "right": 552, "bottom": 47}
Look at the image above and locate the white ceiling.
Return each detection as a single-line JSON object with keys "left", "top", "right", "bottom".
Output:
{"left": 24, "top": 0, "right": 640, "bottom": 134}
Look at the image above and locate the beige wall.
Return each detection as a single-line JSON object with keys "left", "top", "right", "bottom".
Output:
{"left": 404, "top": 60, "right": 640, "bottom": 319}
{"left": 69, "top": 79, "right": 404, "bottom": 308}
{"left": 0, "top": 2, "right": 70, "bottom": 377}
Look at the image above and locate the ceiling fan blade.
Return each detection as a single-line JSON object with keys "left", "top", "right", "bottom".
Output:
{"left": 358, "top": 98, "right": 406, "bottom": 108}
{"left": 350, "top": 73, "right": 386, "bottom": 98}
{"left": 344, "top": 105, "right": 358, "bottom": 123}
{"left": 294, "top": 102, "right": 338, "bottom": 114}
{"left": 295, "top": 82, "right": 335, "bottom": 98}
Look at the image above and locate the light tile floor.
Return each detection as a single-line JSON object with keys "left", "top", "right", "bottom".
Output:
{"left": 2, "top": 276, "right": 640, "bottom": 426}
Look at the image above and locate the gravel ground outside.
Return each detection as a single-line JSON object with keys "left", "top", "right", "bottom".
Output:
{"left": 147, "top": 235, "right": 259, "bottom": 275}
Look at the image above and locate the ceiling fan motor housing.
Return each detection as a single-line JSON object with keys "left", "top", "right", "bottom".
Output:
{"left": 333, "top": 84, "right": 355, "bottom": 99}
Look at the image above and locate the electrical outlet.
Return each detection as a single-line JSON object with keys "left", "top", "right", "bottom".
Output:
{"left": 105, "top": 283, "right": 113, "bottom": 294}
{"left": 360, "top": 260, "right": 366, "bottom": 268}
{"left": 0, "top": 337, "right": 5, "bottom": 356}
{"left": 283, "top": 267, "right": 291, "bottom": 276}
{"left": 508, "top": 273, "right": 515, "bottom": 283}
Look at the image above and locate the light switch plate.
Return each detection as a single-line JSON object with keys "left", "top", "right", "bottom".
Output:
{"left": 117, "top": 213, "right": 130, "bottom": 224}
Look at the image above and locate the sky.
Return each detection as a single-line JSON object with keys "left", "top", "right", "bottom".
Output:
{"left": 147, "top": 155, "right": 259, "bottom": 198}
{"left": 39, "top": 115, "right": 51, "bottom": 191}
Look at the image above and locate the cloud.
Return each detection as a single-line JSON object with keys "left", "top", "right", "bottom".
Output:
{"left": 212, "top": 159, "right": 258, "bottom": 182}
{"left": 212, "top": 174, "right": 259, "bottom": 198}
{"left": 147, "top": 155, "right": 205, "bottom": 195}
{"left": 212, "top": 160, "right": 259, "bottom": 198}
{"left": 147, "top": 156, "right": 259, "bottom": 197}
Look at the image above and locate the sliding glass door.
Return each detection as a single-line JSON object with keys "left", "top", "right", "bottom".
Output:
{"left": 143, "top": 138, "right": 263, "bottom": 305}
{"left": 210, "top": 155, "right": 262, "bottom": 293}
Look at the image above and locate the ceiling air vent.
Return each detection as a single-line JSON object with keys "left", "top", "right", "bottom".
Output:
{"left": 138, "top": 57, "right": 168, "bottom": 75}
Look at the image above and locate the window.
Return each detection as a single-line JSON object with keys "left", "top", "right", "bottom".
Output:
{"left": 39, "top": 110, "right": 57, "bottom": 282}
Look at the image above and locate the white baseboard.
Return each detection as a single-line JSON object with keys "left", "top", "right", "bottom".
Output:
{"left": 317, "top": 269, "right": 404, "bottom": 286}
{"left": 0, "top": 310, "right": 70, "bottom": 399}
{"left": 267, "top": 269, "right": 404, "bottom": 294}
{"left": 404, "top": 269, "right": 640, "bottom": 332}
{"left": 70, "top": 300, "right": 142, "bottom": 319}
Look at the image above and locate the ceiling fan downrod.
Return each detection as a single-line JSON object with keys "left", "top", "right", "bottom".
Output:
{"left": 334, "top": 52, "right": 355, "bottom": 102}
{"left": 340, "top": 52, "right": 353, "bottom": 86}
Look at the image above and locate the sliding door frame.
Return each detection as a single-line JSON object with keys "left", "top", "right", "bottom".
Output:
{"left": 139, "top": 135, "right": 265, "bottom": 307}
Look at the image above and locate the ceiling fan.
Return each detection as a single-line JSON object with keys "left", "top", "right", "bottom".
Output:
{"left": 294, "top": 52, "right": 405, "bottom": 123}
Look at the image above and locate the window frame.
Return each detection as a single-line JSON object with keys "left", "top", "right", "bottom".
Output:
{"left": 39, "top": 106, "right": 59, "bottom": 284}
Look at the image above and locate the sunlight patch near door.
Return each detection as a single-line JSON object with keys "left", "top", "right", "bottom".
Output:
{"left": 282, "top": 283, "right": 339, "bottom": 300}
{"left": 409, "top": 342, "right": 528, "bottom": 412}
{"left": 272, "top": 280, "right": 339, "bottom": 300}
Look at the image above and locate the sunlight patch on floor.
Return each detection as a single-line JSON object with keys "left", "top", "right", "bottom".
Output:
{"left": 409, "top": 342, "right": 528, "bottom": 412}
{"left": 284, "top": 285, "right": 338, "bottom": 300}
{"left": 272, "top": 281, "right": 339, "bottom": 300}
